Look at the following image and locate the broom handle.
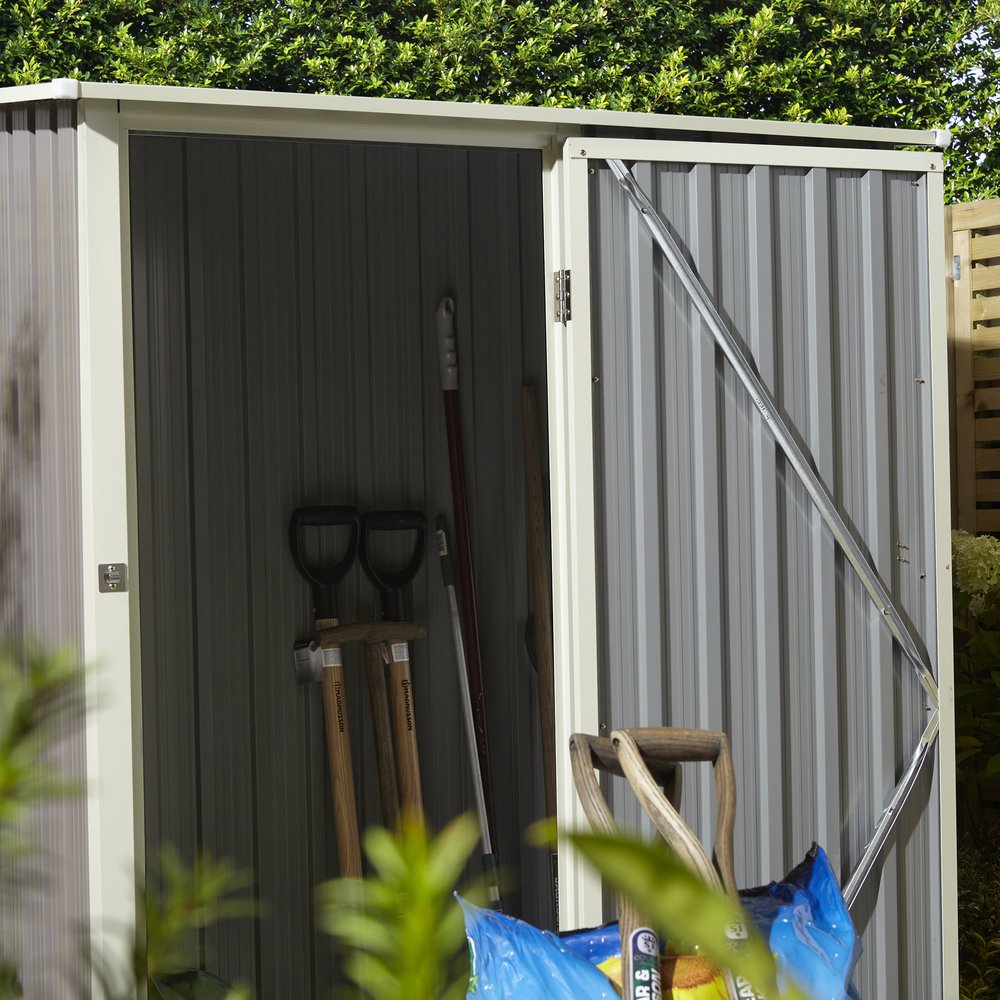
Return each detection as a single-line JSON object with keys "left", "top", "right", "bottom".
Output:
{"left": 437, "top": 296, "right": 499, "bottom": 855}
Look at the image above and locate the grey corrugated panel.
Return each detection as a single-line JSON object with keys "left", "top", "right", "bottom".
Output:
{"left": 0, "top": 102, "right": 89, "bottom": 997}
{"left": 183, "top": 136, "right": 260, "bottom": 991}
{"left": 130, "top": 136, "right": 200, "bottom": 873}
{"left": 884, "top": 170, "right": 941, "bottom": 996}
{"left": 242, "top": 137, "right": 318, "bottom": 998}
{"left": 132, "top": 134, "right": 548, "bottom": 993}
{"left": 591, "top": 159, "right": 940, "bottom": 995}
{"left": 748, "top": 165, "right": 792, "bottom": 886}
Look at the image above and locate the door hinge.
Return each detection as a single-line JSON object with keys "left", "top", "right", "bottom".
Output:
{"left": 99, "top": 562, "right": 128, "bottom": 593}
{"left": 953, "top": 255, "right": 961, "bottom": 282}
{"left": 555, "top": 269, "right": 571, "bottom": 323}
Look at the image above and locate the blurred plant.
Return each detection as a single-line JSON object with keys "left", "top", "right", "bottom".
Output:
{"left": 0, "top": 642, "right": 85, "bottom": 998}
{"left": 952, "top": 529, "right": 1000, "bottom": 839}
{"left": 0, "top": 640, "right": 254, "bottom": 999}
{"left": 91, "top": 846, "right": 257, "bottom": 1000}
{"left": 958, "top": 816, "right": 1000, "bottom": 1000}
{"left": 317, "top": 814, "right": 480, "bottom": 1000}
{"left": 0, "top": 642, "right": 85, "bottom": 857}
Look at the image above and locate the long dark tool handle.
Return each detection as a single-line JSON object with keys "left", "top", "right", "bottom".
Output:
{"left": 522, "top": 384, "right": 559, "bottom": 924}
{"left": 359, "top": 510, "right": 426, "bottom": 825}
{"left": 437, "top": 296, "right": 499, "bottom": 855}
{"left": 437, "top": 516, "right": 502, "bottom": 909}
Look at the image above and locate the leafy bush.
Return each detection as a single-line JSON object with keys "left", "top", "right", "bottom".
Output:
{"left": 958, "top": 818, "right": 1000, "bottom": 1000}
{"left": 952, "top": 529, "right": 1000, "bottom": 840}
{"left": 0, "top": 0, "right": 997, "bottom": 202}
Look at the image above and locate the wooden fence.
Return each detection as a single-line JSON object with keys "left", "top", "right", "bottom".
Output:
{"left": 949, "top": 198, "right": 1000, "bottom": 534}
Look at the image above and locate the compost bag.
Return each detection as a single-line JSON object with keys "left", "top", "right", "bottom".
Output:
{"left": 740, "top": 844, "right": 861, "bottom": 1000}
{"left": 462, "top": 844, "right": 860, "bottom": 1000}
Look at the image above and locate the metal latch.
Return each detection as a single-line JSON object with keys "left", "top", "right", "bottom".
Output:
{"left": 953, "top": 255, "right": 961, "bottom": 282}
{"left": 99, "top": 563, "right": 128, "bottom": 593}
{"left": 555, "top": 269, "right": 571, "bottom": 323}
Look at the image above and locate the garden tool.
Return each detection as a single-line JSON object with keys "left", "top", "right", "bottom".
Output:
{"left": 288, "top": 504, "right": 362, "bottom": 878}
{"left": 437, "top": 295, "right": 498, "bottom": 854}
{"left": 436, "top": 515, "right": 501, "bottom": 909}
{"left": 570, "top": 727, "right": 743, "bottom": 1000}
{"left": 358, "top": 509, "right": 426, "bottom": 825}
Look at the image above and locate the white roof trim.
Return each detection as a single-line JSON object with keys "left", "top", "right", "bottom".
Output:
{"left": 0, "top": 78, "right": 946, "bottom": 148}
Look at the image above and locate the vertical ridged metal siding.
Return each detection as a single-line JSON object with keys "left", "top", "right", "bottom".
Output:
{"left": 130, "top": 134, "right": 548, "bottom": 995}
{"left": 591, "top": 161, "right": 939, "bottom": 997}
{"left": 0, "top": 102, "right": 88, "bottom": 996}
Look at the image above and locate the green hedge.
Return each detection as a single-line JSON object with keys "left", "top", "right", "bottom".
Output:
{"left": 2, "top": 0, "right": 998, "bottom": 201}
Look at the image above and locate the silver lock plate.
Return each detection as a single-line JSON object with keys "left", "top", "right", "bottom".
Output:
{"left": 99, "top": 563, "right": 128, "bottom": 593}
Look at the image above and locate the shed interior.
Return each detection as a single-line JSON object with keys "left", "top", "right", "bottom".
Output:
{"left": 130, "top": 131, "right": 550, "bottom": 994}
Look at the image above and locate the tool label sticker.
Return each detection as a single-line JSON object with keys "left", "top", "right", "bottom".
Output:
{"left": 322, "top": 647, "right": 343, "bottom": 668}
{"left": 628, "top": 928, "right": 661, "bottom": 1000}
{"left": 390, "top": 642, "right": 410, "bottom": 662}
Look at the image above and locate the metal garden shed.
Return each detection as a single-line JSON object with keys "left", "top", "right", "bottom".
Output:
{"left": 0, "top": 79, "right": 956, "bottom": 998}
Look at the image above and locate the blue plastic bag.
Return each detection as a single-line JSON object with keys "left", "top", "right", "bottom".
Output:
{"left": 460, "top": 896, "right": 618, "bottom": 998}
{"left": 739, "top": 844, "right": 861, "bottom": 1000}
{"left": 462, "top": 844, "right": 860, "bottom": 1000}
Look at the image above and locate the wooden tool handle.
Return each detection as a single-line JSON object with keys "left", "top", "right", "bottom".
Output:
{"left": 615, "top": 728, "right": 738, "bottom": 898}
{"left": 320, "top": 656, "right": 362, "bottom": 878}
{"left": 385, "top": 642, "right": 424, "bottom": 825}
{"left": 569, "top": 735, "right": 649, "bottom": 957}
{"left": 364, "top": 642, "right": 400, "bottom": 830}
{"left": 575, "top": 732, "right": 681, "bottom": 791}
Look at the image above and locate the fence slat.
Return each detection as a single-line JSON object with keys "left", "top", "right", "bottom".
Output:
{"left": 975, "top": 357, "right": 1000, "bottom": 380}
{"left": 971, "top": 232, "right": 1000, "bottom": 262}
{"left": 952, "top": 201, "right": 1000, "bottom": 231}
{"left": 953, "top": 226, "right": 976, "bottom": 530}
{"left": 973, "top": 296, "right": 1000, "bottom": 322}
{"left": 973, "top": 265, "right": 1000, "bottom": 292}
{"left": 976, "top": 387, "right": 1000, "bottom": 410}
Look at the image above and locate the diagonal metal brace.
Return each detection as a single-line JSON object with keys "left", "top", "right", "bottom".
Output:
{"left": 605, "top": 157, "right": 940, "bottom": 909}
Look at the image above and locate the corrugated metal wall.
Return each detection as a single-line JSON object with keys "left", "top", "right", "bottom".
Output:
{"left": 130, "top": 133, "right": 549, "bottom": 996}
{"left": 0, "top": 103, "right": 89, "bottom": 996}
{"left": 591, "top": 161, "right": 940, "bottom": 997}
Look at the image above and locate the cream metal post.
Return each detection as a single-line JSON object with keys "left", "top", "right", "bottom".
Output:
{"left": 78, "top": 96, "right": 140, "bottom": 991}
{"left": 927, "top": 166, "right": 960, "bottom": 1000}
{"left": 544, "top": 136, "right": 605, "bottom": 930}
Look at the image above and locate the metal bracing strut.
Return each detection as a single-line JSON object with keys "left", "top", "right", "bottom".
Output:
{"left": 605, "top": 157, "right": 940, "bottom": 910}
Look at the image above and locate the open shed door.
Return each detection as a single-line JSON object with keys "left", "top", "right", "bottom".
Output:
{"left": 554, "top": 138, "right": 954, "bottom": 998}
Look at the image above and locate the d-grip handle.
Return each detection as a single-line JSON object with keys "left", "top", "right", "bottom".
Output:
{"left": 358, "top": 510, "right": 426, "bottom": 622}
{"left": 289, "top": 505, "right": 360, "bottom": 620}
{"left": 613, "top": 727, "right": 737, "bottom": 899}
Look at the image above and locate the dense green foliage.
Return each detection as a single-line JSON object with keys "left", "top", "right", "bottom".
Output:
{"left": 0, "top": 0, "right": 998, "bottom": 200}
{"left": 958, "top": 819, "right": 1000, "bottom": 1000}
{"left": 953, "top": 530, "right": 1000, "bottom": 840}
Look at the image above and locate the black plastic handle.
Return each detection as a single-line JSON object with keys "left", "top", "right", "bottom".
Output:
{"left": 358, "top": 510, "right": 426, "bottom": 622}
{"left": 288, "top": 505, "right": 360, "bottom": 619}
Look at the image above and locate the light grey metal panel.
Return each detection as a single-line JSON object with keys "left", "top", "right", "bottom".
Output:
{"left": 0, "top": 102, "right": 88, "bottom": 997}
{"left": 131, "top": 133, "right": 548, "bottom": 994}
{"left": 591, "top": 159, "right": 941, "bottom": 997}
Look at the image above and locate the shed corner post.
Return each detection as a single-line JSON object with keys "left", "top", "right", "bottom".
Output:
{"left": 928, "top": 166, "right": 960, "bottom": 1000}
{"left": 77, "top": 95, "right": 141, "bottom": 991}
{"left": 544, "top": 134, "right": 605, "bottom": 931}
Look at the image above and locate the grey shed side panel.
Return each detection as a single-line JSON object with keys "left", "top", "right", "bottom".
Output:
{"left": 0, "top": 102, "right": 89, "bottom": 996}
{"left": 592, "top": 161, "right": 940, "bottom": 997}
